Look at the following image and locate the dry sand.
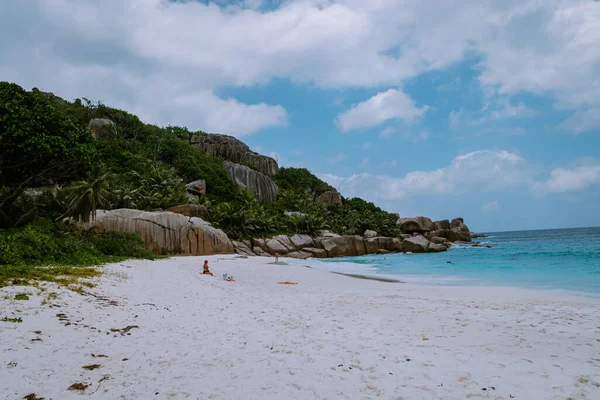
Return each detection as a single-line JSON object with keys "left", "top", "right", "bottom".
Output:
{"left": 2, "top": 255, "right": 600, "bottom": 399}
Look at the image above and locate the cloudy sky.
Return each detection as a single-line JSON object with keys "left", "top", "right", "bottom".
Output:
{"left": 2, "top": 0, "right": 599, "bottom": 232}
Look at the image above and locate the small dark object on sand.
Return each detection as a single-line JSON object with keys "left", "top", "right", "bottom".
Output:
{"left": 110, "top": 325, "right": 139, "bottom": 336}
{"left": 68, "top": 383, "right": 90, "bottom": 392}
{"left": 82, "top": 364, "right": 101, "bottom": 370}
{"left": 23, "top": 394, "right": 44, "bottom": 400}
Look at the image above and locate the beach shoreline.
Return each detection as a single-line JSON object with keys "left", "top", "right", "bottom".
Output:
{"left": 2, "top": 255, "right": 600, "bottom": 399}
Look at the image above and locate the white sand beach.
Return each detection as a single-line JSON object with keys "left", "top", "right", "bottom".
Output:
{"left": 2, "top": 256, "right": 600, "bottom": 400}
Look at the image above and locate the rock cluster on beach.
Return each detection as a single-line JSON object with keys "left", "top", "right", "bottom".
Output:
{"left": 83, "top": 209, "right": 483, "bottom": 258}
{"left": 85, "top": 209, "right": 234, "bottom": 256}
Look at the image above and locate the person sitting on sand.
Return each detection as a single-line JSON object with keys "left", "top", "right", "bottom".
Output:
{"left": 202, "top": 260, "right": 213, "bottom": 276}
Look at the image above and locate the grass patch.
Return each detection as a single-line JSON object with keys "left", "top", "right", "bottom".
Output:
{"left": 82, "top": 364, "right": 102, "bottom": 370}
{"left": 14, "top": 293, "right": 30, "bottom": 300}
{"left": 1, "top": 316, "right": 23, "bottom": 323}
{"left": 0, "top": 220, "right": 155, "bottom": 287}
{"left": 67, "top": 383, "right": 89, "bottom": 392}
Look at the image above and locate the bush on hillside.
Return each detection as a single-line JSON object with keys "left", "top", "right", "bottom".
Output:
{"left": 273, "top": 168, "right": 334, "bottom": 197}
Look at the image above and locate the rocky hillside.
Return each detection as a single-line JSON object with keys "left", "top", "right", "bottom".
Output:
{"left": 0, "top": 81, "right": 483, "bottom": 262}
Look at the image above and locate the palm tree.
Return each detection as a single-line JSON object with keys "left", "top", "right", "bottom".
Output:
{"left": 62, "top": 172, "right": 114, "bottom": 223}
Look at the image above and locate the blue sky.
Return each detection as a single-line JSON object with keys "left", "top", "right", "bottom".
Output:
{"left": 2, "top": 0, "right": 599, "bottom": 232}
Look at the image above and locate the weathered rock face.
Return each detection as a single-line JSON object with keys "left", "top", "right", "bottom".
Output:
{"left": 289, "top": 234, "right": 314, "bottom": 249}
{"left": 167, "top": 204, "right": 209, "bottom": 219}
{"left": 302, "top": 247, "right": 328, "bottom": 258}
{"left": 287, "top": 251, "right": 313, "bottom": 260}
{"left": 320, "top": 235, "right": 366, "bottom": 258}
{"left": 364, "top": 230, "right": 378, "bottom": 238}
{"left": 402, "top": 235, "right": 431, "bottom": 253}
{"left": 265, "top": 238, "right": 290, "bottom": 255}
{"left": 427, "top": 242, "right": 447, "bottom": 253}
{"left": 224, "top": 161, "right": 278, "bottom": 203}
{"left": 87, "top": 209, "right": 233, "bottom": 255}
{"left": 186, "top": 180, "right": 206, "bottom": 196}
{"left": 88, "top": 119, "right": 116, "bottom": 139}
{"left": 398, "top": 216, "right": 434, "bottom": 233}
{"left": 434, "top": 219, "right": 450, "bottom": 230}
{"left": 192, "top": 133, "right": 278, "bottom": 176}
{"left": 316, "top": 191, "right": 342, "bottom": 206}
{"left": 232, "top": 240, "right": 255, "bottom": 256}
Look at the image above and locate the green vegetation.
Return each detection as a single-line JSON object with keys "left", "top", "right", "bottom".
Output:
{"left": 14, "top": 293, "right": 29, "bottom": 300}
{"left": 0, "top": 81, "right": 402, "bottom": 285}
{"left": 0, "top": 219, "right": 154, "bottom": 286}
{"left": 1, "top": 317, "right": 23, "bottom": 323}
{"left": 273, "top": 167, "right": 334, "bottom": 196}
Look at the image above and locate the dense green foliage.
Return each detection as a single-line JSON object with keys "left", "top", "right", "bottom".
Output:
{"left": 0, "top": 81, "right": 403, "bottom": 281}
{"left": 0, "top": 83, "right": 95, "bottom": 227}
{"left": 0, "top": 219, "right": 154, "bottom": 285}
{"left": 274, "top": 167, "right": 334, "bottom": 196}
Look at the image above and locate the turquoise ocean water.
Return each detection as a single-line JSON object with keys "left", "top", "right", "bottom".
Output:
{"left": 315, "top": 227, "right": 600, "bottom": 296}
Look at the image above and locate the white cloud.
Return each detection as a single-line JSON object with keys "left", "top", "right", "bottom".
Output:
{"left": 337, "top": 89, "right": 428, "bottom": 131}
{"left": 359, "top": 142, "right": 371, "bottom": 150}
{"left": 327, "top": 153, "right": 346, "bottom": 164}
{"left": 534, "top": 158, "right": 600, "bottom": 194}
{"left": 379, "top": 127, "right": 396, "bottom": 138}
{"left": 173, "top": 91, "right": 287, "bottom": 136}
{"left": 559, "top": 109, "right": 600, "bottom": 135}
{"left": 481, "top": 201, "right": 500, "bottom": 213}
{"left": 489, "top": 102, "right": 533, "bottom": 120}
{"left": 1, "top": 0, "right": 599, "bottom": 136}
{"left": 319, "top": 150, "right": 530, "bottom": 202}
{"left": 359, "top": 157, "right": 369, "bottom": 168}
{"left": 448, "top": 109, "right": 464, "bottom": 130}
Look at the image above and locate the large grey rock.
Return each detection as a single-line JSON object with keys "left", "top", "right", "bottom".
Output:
{"left": 428, "top": 242, "right": 447, "bottom": 253}
{"left": 302, "top": 247, "right": 328, "bottom": 258}
{"left": 87, "top": 209, "right": 233, "bottom": 255}
{"left": 286, "top": 251, "right": 313, "bottom": 260}
{"left": 253, "top": 247, "right": 270, "bottom": 257}
{"left": 364, "top": 230, "right": 378, "bottom": 238}
{"left": 321, "top": 235, "right": 366, "bottom": 258}
{"left": 252, "top": 238, "right": 267, "bottom": 250}
{"left": 431, "top": 229, "right": 471, "bottom": 243}
{"left": 363, "top": 237, "right": 402, "bottom": 254}
{"left": 398, "top": 216, "right": 434, "bottom": 233}
{"left": 316, "top": 191, "right": 342, "bottom": 206}
{"left": 192, "top": 133, "right": 278, "bottom": 175}
{"left": 402, "top": 235, "right": 431, "bottom": 253}
{"left": 451, "top": 218, "right": 465, "bottom": 228}
{"left": 364, "top": 238, "right": 380, "bottom": 254}
{"left": 434, "top": 219, "right": 450, "bottom": 230}
{"left": 224, "top": 161, "right": 278, "bottom": 203}
{"left": 387, "top": 238, "right": 403, "bottom": 252}
{"left": 167, "top": 204, "right": 209, "bottom": 219}
{"left": 272, "top": 235, "right": 295, "bottom": 250}
{"left": 430, "top": 236, "right": 450, "bottom": 245}
{"left": 232, "top": 240, "right": 256, "bottom": 256}
{"left": 265, "top": 238, "right": 290, "bottom": 255}
{"left": 290, "top": 234, "right": 314, "bottom": 249}
{"left": 88, "top": 118, "right": 116, "bottom": 139}
{"left": 186, "top": 180, "right": 206, "bottom": 196}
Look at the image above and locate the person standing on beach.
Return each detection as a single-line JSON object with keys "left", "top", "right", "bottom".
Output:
{"left": 202, "top": 260, "right": 213, "bottom": 276}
